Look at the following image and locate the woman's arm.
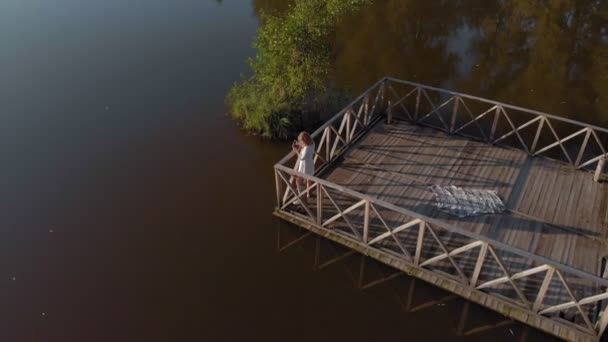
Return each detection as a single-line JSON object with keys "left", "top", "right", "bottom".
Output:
{"left": 292, "top": 141, "right": 302, "bottom": 156}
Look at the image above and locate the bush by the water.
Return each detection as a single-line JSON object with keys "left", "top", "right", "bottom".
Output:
{"left": 227, "top": 0, "right": 367, "bottom": 139}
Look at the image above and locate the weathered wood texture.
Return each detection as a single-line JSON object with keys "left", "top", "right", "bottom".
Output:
{"left": 274, "top": 78, "right": 608, "bottom": 341}
{"left": 325, "top": 121, "right": 608, "bottom": 276}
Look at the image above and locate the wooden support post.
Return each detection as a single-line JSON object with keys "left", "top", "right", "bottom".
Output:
{"left": 363, "top": 200, "right": 370, "bottom": 243}
{"left": 450, "top": 96, "right": 459, "bottom": 134}
{"left": 275, "top": 169, "right": 282, "bottom": 208}
{"left": 490, "top": 106, "right": 501, "bottom": 143}
{"left": 595, "top": 157, "right": 606, "bottom": 182}
{"left": 414, "top": 222, "right": 425, "bottom": 265}
{"left": 471, "top": 242, "right": 488, "bottom": 287}
{"left": 325, "top": 127, "right": 330, "bottom": 162}
{"left": 387, "top": 100, "right": 393, "bottom": 124}
{"left": 346, "top": 110, "right": 352, "bottom": 144}
{"left": 316, "top": 183, "right": 322, "bottom": 225}
{"left": 531, "top": 117, "right": 545, "bottom": 153}
{"left": 575, "top": 128, "right": 591, "bottom": 167}
{"left": 533, "top": 267, "right": 555, "bottom": 311}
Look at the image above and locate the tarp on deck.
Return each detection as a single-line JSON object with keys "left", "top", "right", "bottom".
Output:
{"left": 430, "top": 185, "right": 505, "bottom": 218}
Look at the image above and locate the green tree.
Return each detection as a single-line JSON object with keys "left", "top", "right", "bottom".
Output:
{"left": 227, "top": 0, "right": 368, "bottom": 139}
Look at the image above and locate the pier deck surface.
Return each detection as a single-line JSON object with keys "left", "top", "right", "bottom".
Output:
{"left": 324, "top": 120, "right": 608, "bottom": 275}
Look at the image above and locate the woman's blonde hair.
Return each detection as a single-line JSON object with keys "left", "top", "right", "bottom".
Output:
{"left": 298, "top": 131, "right": 314, "bottom": 146}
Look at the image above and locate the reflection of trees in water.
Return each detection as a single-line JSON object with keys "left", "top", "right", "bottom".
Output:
{"left": 333, "top": 0, "right": 606, "bottom": 124}
{"left": 459, "top": 0, "right": 608, "bottom": 124}
{"left": 276, "top": 221, "right": 556, "bottom": 341}
{"left": 255, "top": 0, "right": 606, "bottom": 125}
{"left": 332, "top": 0, "right": 496, "bottom": 93}
{"left": 247, "top": 0, "right": 607, "bottom": 131}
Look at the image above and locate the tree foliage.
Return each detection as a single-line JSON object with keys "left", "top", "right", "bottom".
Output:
{"left": 227, "top": 0, "right": 368, "bottom": 139}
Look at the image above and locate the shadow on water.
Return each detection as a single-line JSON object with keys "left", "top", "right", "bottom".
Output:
{"left": 276, "top": 220, "right": 559, "bottom": 342}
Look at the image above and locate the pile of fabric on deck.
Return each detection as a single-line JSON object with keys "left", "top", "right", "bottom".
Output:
{"left": 430, "top": 185, "right": 505, "bottom": 218}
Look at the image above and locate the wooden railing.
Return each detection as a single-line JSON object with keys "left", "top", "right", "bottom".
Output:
{"left": 278, "top": 226, "right": 535, "bottom": 338}
{"left": 275, "top": 164, "right": 608, "bottom": 337}
{"left": 276, "top": 78, "right": 386, "bottom": 207}
{"left": 274, "top": 78, "right": 608, "bottom": 338}
{"left": 384, "top": 77, "right": 608, "bottom": 172}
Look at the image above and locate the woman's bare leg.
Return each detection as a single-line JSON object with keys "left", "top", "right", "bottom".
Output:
{"left": 306, "top": 179, "right": 311, "bottom": 199}
{"left": 295, "top": 176, "right": 302, "bottom": 197}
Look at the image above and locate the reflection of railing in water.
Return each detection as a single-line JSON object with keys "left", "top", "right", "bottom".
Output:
{"left": 276, "top": 221, "right": 542, "bottom": 340}
{"left": 273, "top": 77, "right": 608, "bottom": 341}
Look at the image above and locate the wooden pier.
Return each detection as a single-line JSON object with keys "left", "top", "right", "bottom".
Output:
{"left": 273, "top": 77, "right": 608, "bottom": 341}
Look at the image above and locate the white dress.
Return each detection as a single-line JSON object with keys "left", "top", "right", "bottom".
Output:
{"left": 297, "top": 144, "right": 315, "bottom": 176}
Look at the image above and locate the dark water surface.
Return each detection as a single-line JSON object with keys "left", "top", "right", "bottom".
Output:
{"left": 2, "top": 0, "right": 605, "bottom": 341}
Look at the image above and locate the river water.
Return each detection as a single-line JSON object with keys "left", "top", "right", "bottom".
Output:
{"left": 1, "top": 0, "right": 605, "bottom": 341}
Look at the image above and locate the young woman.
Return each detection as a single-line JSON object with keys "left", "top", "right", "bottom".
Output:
{"left": 292, "top": 131, "right": 315, "bottom": 198}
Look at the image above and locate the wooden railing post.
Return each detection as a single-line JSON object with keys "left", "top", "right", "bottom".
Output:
{"left": 387, "top": 100, "right": 393, "bottom": 124}
{"left": 316, "top": 183, "right": 323, "bottom": 225}
{"left": 363, "top": 200, "right": 370, "bottom": 243}
{"left": 575, "top": 128, "right": 592, "bottom": 167}
{"left": 533, "top": 266, "right": 555, "bottom": 311}
{"left": 414, "top": 222, "right": 425, "bottom": 265}
{"left": 490, "top": 106, "right": 501, "bottom": 143}
{"left": 364, "top": 94, "right": 370, "bottom": 126}
{"left": 345, "top": 109, "right": 352, "bottom": 144}
{"left": 275, "top": 169, "right": 282, "bottom": 208}
{"left": 531, "top": 117, "right": 545, "bottom": 154}
{"left": 595, "top": 156, "right": 606, "bottom": 182}
{"left": 450, "top": 96, "right": 459, "bottom": 134}
{"left": 414, "top": 87, "right": 421, "bottom": 122}
{"left": 470, "top": 242, "right": 488, "bottom": 287}
{"left": 324, "top": 127, "right": 330, "bottom": 163}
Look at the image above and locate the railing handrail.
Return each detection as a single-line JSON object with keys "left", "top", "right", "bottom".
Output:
{"left": 386, "top": 76, "right": 608, "bottom": 134}
{"left": 277, "top": 78, "right": 386, "bottom": 166}
{"left": 274, "top": 163, "right": 608, "bottom": 287}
